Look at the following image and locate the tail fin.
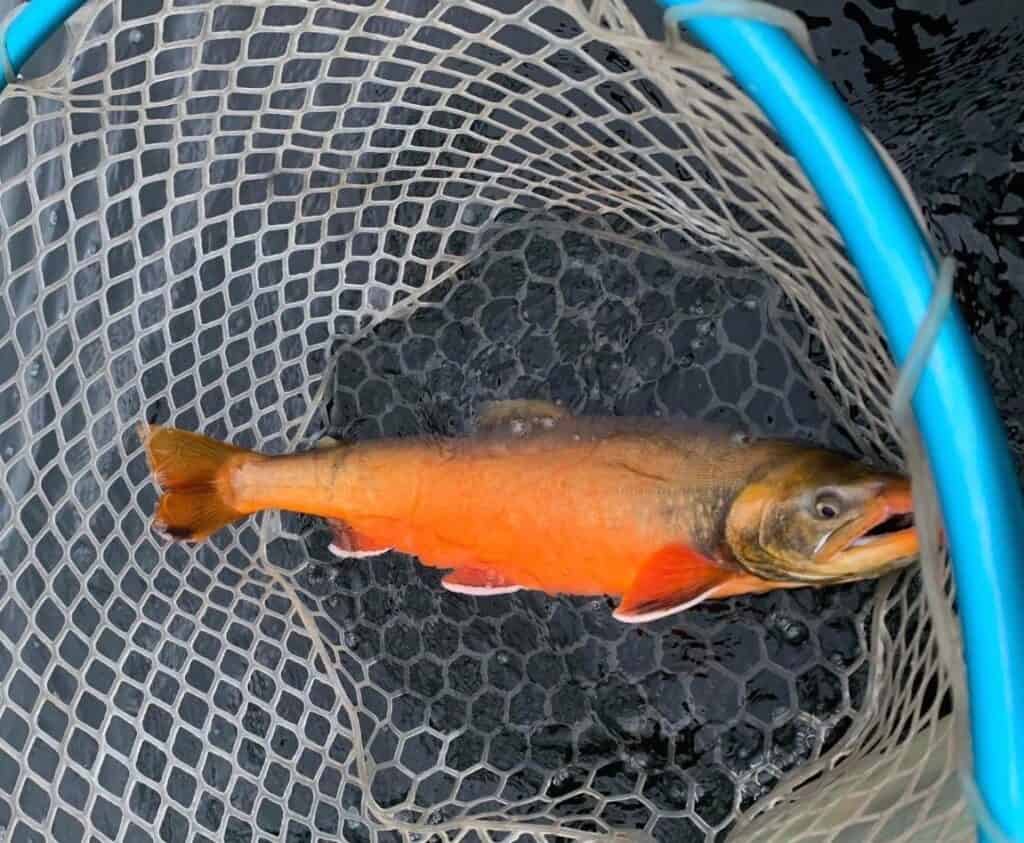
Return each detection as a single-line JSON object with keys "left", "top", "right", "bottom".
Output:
{"left": 139, "top": 423, "right": 254, "bottom": 542}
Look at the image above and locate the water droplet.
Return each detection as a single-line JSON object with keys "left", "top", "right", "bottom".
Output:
{"left": 48, "top": 211, "right": 58, "bottom": 225}
{"left": 510, "top": 419, "right": 527, "bottom": 436}
{"left": 696, "top": 319, "right": 712, "bottom": 336}
{"left": 572, "top": 433, "right": 581, "bottom": 441}
{"left": 129, "top": 29, "right": 143, "bottom": 44}
{"left": 690, "top": 338, "right": 704, "bottom": 351}
{"left": 731, "top": 431, "right": 751, "bottom": 446}
{"left": 3, "top": 446, "right": 13, "bottom": 458}
{"left": 343, "top": 629, "right": 359, "bottom": 649}
{"left": 551, "top": 769, "right": 571, "bottom": 786}
{"left": 539, "top": 417, "right": 555, "bottom": 429}
{"left": 743, "top": 297, "right": 759, "bottom": 311}
{"left": 496, "top": 652, "right": 510, "bottom": 665}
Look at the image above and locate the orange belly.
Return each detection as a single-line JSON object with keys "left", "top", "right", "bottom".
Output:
{"left": 323, "top": 437, "right": 687, "bottom": 597}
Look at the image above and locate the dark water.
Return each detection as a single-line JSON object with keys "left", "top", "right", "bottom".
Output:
{"left": 308, "top": 2, "right": 1024, "bottom": 841}
{"left": 637, "top": 0, "right": 1024, "bottom": 466}
{"left": 308, "top": 209, "right": 873, "bottom": 840}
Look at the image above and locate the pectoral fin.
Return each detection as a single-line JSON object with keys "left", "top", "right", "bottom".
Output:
{"left": 442, "top": 567, "right": 522, "bottom": 596}
{"left": 614, "top": 545, "right": 737, "bottom": 623}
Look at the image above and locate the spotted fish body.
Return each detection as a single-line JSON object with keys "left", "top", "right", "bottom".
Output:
{"left": 141, "top": 400, "right": 919, "bottom": 622}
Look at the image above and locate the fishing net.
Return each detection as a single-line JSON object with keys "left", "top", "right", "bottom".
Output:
{"left": 0, "top": 1, "right": 972, "bottom": 841}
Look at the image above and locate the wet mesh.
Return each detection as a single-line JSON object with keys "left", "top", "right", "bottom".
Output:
{"left": 0, "top": 1, "right": 968, "bottom": 842}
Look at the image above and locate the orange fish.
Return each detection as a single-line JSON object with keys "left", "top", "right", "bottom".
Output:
{"left": 140, "top": 400, "right": 918, "bottom": 622}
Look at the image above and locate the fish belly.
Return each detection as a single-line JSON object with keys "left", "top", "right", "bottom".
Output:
{"left": 334, "top": 438, "right": 688, "bottom": 597}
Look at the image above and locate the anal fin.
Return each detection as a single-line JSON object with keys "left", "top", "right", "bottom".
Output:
{"left": 327, "top": 518, "right": 391, "bottom": 559}
{"left": 442, "top": 567, "right": 522, "bottom": 596}
{"left": 613, "top": 544, "right": 737, "bottom": 623}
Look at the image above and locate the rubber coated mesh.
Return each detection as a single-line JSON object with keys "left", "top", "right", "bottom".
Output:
{"left": 0, "top": 1, "right": 968, "bottom": 842}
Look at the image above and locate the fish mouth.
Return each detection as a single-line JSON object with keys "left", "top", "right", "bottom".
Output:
{"left": 848, "top": 510, "right": 916, "bottom": 548}
{"left": 814, "top": 487, "right": 919, "bottom": 578}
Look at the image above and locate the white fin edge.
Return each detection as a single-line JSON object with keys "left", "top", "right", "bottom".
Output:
{"left": 612, "top": 584, "right": 728, "bottom": 623}
{"left": 441, "top": 581, "right": 523, "bottom": 596}
{"left": 329, "top": 543, "right": 391, "bottom": 559}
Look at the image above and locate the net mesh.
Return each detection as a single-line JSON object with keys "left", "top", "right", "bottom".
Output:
{"left": 0, "top": 1, "right": 970, "bottom": 841}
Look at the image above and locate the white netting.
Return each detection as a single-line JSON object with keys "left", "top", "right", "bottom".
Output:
{"left": 0, "top": 1, "right": 970, "bottom": 842}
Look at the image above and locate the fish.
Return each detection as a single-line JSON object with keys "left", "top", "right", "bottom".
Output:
{"left": 139, "top": 399, "right": 919, "bottom": 623}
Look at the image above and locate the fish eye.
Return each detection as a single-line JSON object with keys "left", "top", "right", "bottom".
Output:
{"left": 814, "top": 492, "right": 843, "bottom": 520}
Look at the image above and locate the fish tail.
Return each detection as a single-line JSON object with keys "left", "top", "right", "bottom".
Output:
{"left": 139, "top": 422, "right": 255, "bottom": 542}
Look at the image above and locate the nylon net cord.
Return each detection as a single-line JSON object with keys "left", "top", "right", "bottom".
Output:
{"left": 0, "top": 1, "right": 977, "bottom": 841}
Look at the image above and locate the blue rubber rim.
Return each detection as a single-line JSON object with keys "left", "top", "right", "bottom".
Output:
{"left": 7, "top": 1, "right": 1024, "bottom": 840}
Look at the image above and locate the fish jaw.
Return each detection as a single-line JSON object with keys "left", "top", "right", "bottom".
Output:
{"left": 812, "top": 483, "right": 919, "bottom": 579}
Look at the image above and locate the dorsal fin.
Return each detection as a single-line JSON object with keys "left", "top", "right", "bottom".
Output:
{"left": 476, "top": 400, "right": 571, "bottom": 435}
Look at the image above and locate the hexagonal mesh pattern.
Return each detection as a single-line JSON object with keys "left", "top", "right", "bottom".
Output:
{"left": 0, "top": 1, "right": 968, "bottom": 842}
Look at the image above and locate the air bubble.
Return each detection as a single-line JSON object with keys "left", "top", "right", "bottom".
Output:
{"left": 696, "top": 320, "right": 713, "bottom": 336}
{"left": 129, "top": 29, "right": 143, "bottom": 44}
{"left": 510, "top": 419, "right": 527, "bottom": 436}
{"left": 743, "top": 297, "right": 759, "bottom": 311}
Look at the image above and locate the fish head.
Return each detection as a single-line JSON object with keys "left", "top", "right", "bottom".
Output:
{"left": 724, "top": 448, "right": 918, "bottom": 583}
